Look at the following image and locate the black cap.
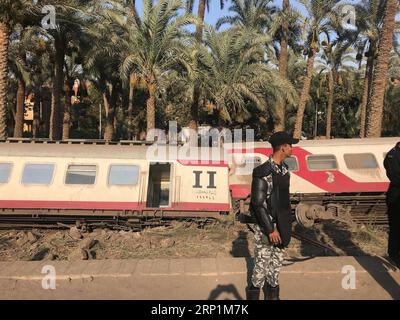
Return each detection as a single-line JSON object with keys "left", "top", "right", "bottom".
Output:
{"left": 269, "top": 131, "right": 299, "bottom": 148}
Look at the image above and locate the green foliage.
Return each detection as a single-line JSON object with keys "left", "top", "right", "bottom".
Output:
{"left": 199, "top": 27, "right": 298, "bottom": 125}
{"left": 2, "top": 0, "right": 400, "bottom": 139}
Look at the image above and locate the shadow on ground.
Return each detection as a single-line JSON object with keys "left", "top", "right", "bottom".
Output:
{"left": 207, "top": 230, "right": 250, "bottom": 300}
{"left": 321, "top": 223, "right": 400, "bottom": 300}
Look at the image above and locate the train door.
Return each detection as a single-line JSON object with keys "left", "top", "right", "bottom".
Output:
{"left": 146, "top": 163, "right": 172, "bottom": 208}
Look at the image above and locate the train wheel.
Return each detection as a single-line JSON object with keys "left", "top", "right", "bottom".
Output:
{"left": 295, "top": 203, "right": 315, "bottom": 228}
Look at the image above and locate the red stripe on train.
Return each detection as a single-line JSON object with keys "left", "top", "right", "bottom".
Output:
{"left": 228, "top": 147, "right": 389, "bottom": 193}
{"left": 230, "top": 184, "right": 251, "bottom": 199}
{"left": 0, "top": 200, "right": 230, "bottom": 212}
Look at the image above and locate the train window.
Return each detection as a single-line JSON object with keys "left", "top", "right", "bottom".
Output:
{"left": 307, "top": 155, "right": 338, "bottom": 170}
{"left": 22, "top": 164, "right": 54, "bottom": 185}
{"left": 108, "top": 165, "right": 140, "bottom": 186}
{"left": 0, "top": 163, "right": 12, "bottom": 183}
{"left": 344, "top": 153, "right": 378, "bottom": 169}
{"left": 284, "top": 156, "right": 299, "bottom": 171}
{"left": 65, "top": 165, "right": 97, "bottom": 185}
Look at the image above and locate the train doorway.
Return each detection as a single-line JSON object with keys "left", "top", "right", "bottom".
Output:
{"left": 146, "top": 163, "right": 171, "bottom": 208}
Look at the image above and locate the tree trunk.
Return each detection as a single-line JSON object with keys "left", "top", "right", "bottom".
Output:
{"left": 325, "top": 70, "right": 334, "bottom": 139}
{"left": 62, "top": 82, "right": 72, "bottom": 140}
{"left": 14, "top": 77, "right": 25, "bottom": 138}
{"left": 274, "top": 0, "right": 289, "bottom": 132}
{"left": 189, "top": 0, "right": 207, "bottom": 131}
{"left": 0, "top": 22, "right": 9, "bottom": 140}
{"left": 365, "top": 0, "right": 397, "bottom": 138}
{"left": 103, "top": 83, "right": 116, "bottom": 141}
{"left": 359, "top": 40, "right": 375, "bottom": 138}
{"left": 42, "top": 86, "right": 51, "bottom": 137}
{"left": 33, "top": 90, "right": 40, "bottom": 138}
{"left": 127, "top": 73, "right": 135, "bottom": 140}
{"left": 49, "top": 37, "right": 65, "bottom": 140}
{"left": 146, "top": 79, "right": 156, "bottom": 137}
{"left": 103, "top": 93, "right": 113, "bottom": 141}
{"left": 195, "top": 0, "right": 206, "bottom": 53}
{"left": 293, "top": 51, "right": 315, "bottom": 139}
{"left": 127, "top": 0, "right": 137, "bottom": 26}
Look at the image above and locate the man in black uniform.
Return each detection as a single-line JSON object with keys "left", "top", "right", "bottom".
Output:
{"left": 246, "top": 131, "right": 299, "bottom": 300}
{"left": 384, "top": 142, "right": 400, "bottom": 268}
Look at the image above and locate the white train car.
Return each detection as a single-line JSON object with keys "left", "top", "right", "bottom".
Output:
{"left": 0, "top": 141, "right": 231, "bottom": 219}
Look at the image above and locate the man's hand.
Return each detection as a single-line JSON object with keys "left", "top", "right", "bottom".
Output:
{"left": 269, "top": 230, "right": 282, "bottom": 245}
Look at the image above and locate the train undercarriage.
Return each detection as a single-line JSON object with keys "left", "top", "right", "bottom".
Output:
{"left": 236, "top": 192, "right": 388, "bottom": 227}
{"left": 0, "top": 192, "right": 388, "bottom": 231}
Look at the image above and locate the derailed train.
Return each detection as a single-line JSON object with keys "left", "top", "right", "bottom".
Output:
{"left": 0, "top": 137, "right": 397, "bottom": 227}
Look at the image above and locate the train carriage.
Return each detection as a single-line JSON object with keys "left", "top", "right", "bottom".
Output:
{"left": 0, "top": 136, "right": 398, "bottom": 227}
{"left": 0, "top": 141, "right": 231, "bottom": 220}
{"left": 227, "top": 137, "right": 398, "bottom": 226}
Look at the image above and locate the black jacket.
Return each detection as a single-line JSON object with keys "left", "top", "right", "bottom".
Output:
{"left": 249, "top": 160, "right": 292, "bottom": 247}
{"left": 384, "top": 143, "right": 400, "bottom": 205}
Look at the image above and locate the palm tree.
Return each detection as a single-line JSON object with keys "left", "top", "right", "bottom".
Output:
{"left": 0, "top": 1, "right": 37, "bottom": 139}
{"left": 314, "top": 7, "right": 357, "bottom": 139}
{"left": 293, "top": 0, "right": 339, "bottom": 139}
{"left": 0, "top": 20, "right": 9, "bottom": 139}
{"left": 272, "top": 0, "right": 302, "bottom": 132}
{"left": 85, "top": 13, "right": 122, "bottom": 141}
{"left": 354, "top": 0, "right": 386, "bottom": 137}
{"left": 37, "top": 0, "right": 92, "bottom": 140}
{"left": 215, "top": 0, "right": 278, "bottom": 58}
{"left": 126, "top": 0, "right": 138, "bottom": 140}
{"left": 120, "top": 0, "right": 198, "bottom": 136}
{"left": 62, "top": 50, "right": 86, "bottom": 140}
{"left": 217, "top": 0, "right": 302, "bottom": 132}
{"left": 25, "top": 31, "right": 54, "bottom": 138}
{"left": 383, "top": 51, "right": 400, "bottom": 136}
{"left": 8, "top": 28, "right": 32, "bottom": 138}
{"left": 216, "top": 0, "right": 274, "bottom": 31}
{"left": 275, "top": 0, "right": 290, "bottom": 132}
{"left": 199, "top": 27, "right": 297, "bottom": 125}
{"left": 186, "top": 0, "right": 227, "bottom": 131}
{"left": 365, "top": 0, "right": 399, "bottom": 137}
{"left": 315, "top": 42, "right": 355, "bottom": 138}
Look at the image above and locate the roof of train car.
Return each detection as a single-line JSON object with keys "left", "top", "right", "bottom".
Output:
{"left": 0, "top": 142, "right": 227, "bottom": 160}
{"left": 0, "top": 136, "right": 398, "bottom": 159}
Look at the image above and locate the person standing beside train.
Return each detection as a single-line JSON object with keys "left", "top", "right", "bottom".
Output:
{"left": 384, "top": 141, "right": 400, "bottom": 268}
{"left": 246, "top": 131, "right": 299, "bottom": 300}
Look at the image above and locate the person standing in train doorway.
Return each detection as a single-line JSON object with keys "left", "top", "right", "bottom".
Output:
{"left": 246, "top": 131, "right": 299, "bottom": 300}
{"left": 384, "top": 141, "right": 400, "bottom": 268}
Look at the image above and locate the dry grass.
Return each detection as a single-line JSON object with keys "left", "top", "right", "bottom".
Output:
{"left": 0, "top": 220, "right": 389, "bottom": 261}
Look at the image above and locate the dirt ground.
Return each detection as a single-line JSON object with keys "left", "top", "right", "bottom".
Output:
{"left": 0, "top": 220, "right": 389, "bottom": 262}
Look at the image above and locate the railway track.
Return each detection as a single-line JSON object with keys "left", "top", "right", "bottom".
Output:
{"left": 0, "top": 216, "right": 166, "bottom": 231}
{"left": 0, "top": 210, "right": 387, "bottom": 232}
{"left": 0, "top": 215, "right": 222, "bottom": 231}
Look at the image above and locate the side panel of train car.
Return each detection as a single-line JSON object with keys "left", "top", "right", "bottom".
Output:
{"left": 0, "top": 144, "right": 231, "bottom": 217}
{"left": 227, "top": 137, "right": 398, "bottom": 200}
